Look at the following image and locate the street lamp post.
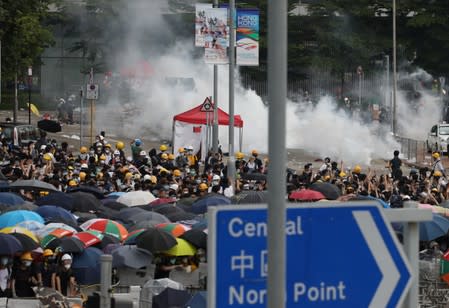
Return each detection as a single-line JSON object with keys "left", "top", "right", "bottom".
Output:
{"left": 28, "top": 66, "right": 32, "bottom": 124}
{"left": 357, "top": 66, "right": 363, "bottom": 106}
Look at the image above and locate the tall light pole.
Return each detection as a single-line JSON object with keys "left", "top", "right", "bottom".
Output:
{"left": 357, "top": 66, "right": 363, "bottom": 106}
{"left": 212, "top": 0, "right": 219, "bottom": 153}
{"left": 227, "top": 0, "right": 236, "bottom": 187}
{"left": 28, "top": 66, "right": 32, "bottom": 124}
{"left": 392, "top": 0, "right": 398, "bottom": 135}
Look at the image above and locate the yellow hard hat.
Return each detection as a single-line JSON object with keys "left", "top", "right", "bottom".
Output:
{"left": 251, "top": 149, "right": 258, "bottom": 155}
{"left": 43, "top": 153, "right": 52, "bottom": 161}
{"left": 96, "top": 172, "right": 104, "bottom": 180}
{"left": 434, "top": 171, "right": 443, "bottom": 177}
{"left": 125, "top": 172, "right": 133, "bottom": 180}
{"left": 39, "top": 191, "right": 49, "bottom": 196}
{"left": 161, "top": 153, "right": 168, "bottom": 160}
{"left": 105, "top": 143, "right": 112, "bottom": 148}
{"left": 353, "top": 165, "right": 362, "bottom": 174}
{"left": 199, "top": 183, "right": 208, "bottom": 191}
{"left": 43, "top": 249, "right": 53, "bottom": 257}
{"left": 178, "top": 147, "right": 185, "bottom": 153}
{"left": 160, "top": 144, "right": 168, "bottom": 151}
{"left": 432, "top": 152, "right": 440, "bottom": 159}
{"left": 79, "top": 172, "right": 86, "bottom": 181}
{"left": 324, "top": 175, "right": 331, "bottom": 181}
{"left": 99, "top": 154, "right": 106, "bottom": 161}
{"left": 150, "top": 175, "right": 157, "bottom": 184}
{"left": 339, "top": 171, "right": 347, "bottom": 178}
{"left": 116, "top": 141, "right": 125, "bottom": 150}
{"left": 68, "top": 180, "right": 77, "bottom": 187}
{"left": 173, "top": 169, "right": 181, "bottom": 177}
{"left": 20, "top": 252, "right": 33, "bottom": 261}
{"left": 236, "top": 152, "right": 244, "bottom": 160}
{"left": 168, "top": 154, "right": 175, "bottom": 160}
{"left": 80, "top": 146, "right": 88, "bottom": 154}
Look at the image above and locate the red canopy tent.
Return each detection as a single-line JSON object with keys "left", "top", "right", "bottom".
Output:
{"left": 172, "top": 102, "right": 244, "bottom": 160}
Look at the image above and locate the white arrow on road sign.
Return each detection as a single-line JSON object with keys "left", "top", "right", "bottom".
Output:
{"left": 353, "top": 210, "right": 402, "bottom": 307}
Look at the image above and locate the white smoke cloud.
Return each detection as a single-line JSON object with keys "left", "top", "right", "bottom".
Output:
{"left": 94, "top": 0, "right": 442, "bottom": 166}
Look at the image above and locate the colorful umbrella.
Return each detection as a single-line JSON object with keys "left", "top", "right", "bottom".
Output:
{"left": 441, "top": 251, "right": 449, "bottom": 284}
{"left": 289, "top": 189, "right": 326, "bottom": 201}
{"left": 0, "top": 226, "right": 38, "bottom": 242}
{"left": 36, "top": 223, "right": 78, "bottom": 239}
{"left": 73, "top": 230, "right": 104, "bottom": 247}
{"left": 41, "top": 228, "right": 74, "bottom": 248}
{"left": 162, "top": 238, "right": 197, "bottom": 256}
{"left": 124, "top": 229, "right": 146, "bottom": 245}
{"left": 46, "top": 237, "right": 85, "bottom": 253}
{"left": 156, "top": 223, "right": 191, "bottom": 237}
{"left": 0, "top": 210, "right": 44, "bottom": 229}
{"left": 80, "top": 218, "right": 128, "bottom": 241}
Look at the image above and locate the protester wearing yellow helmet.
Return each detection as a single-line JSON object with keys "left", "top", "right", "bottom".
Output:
{"left": 13, "top": 252, "right": 37, "bottom": 297}
{"left": 432, "top": 152, "right": 446, "bottom": 179}
{"left": 116, "top": 141, "right": 125, "bottom": 150}
{"left": 39, "top": 249, "right": 57, "bottom": 288}
{"left": 352, "top": 165, "right": 362, "bottom": 174}
{"left": 160, "top": 144, "right": 168, "bottom": 152}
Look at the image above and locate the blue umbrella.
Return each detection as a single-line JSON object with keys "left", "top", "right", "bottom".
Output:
{"left": 35, "top": 206, "right": 77, "bottom": 225}
{"left": 0, "top": 210, "right": 44, "bottom": 229}
{"left": 350, "top": 195, "right": 390, "bottom": 208}
{"left": 106, "top": 192, "right": 125, "bottom": 200}
{"left": 36, "top": 192, "right": 75, "bottom": 211}
{"left": 0, "top": 192, "right": 24, "bottom": 206}
{"left": 184, "top": 291, "right": 206, "bottom": 308}
{"left": 72, "top": 247, "right": 102, "bottom": 285}
{"left": 191, "top": 195, "right": 231, "bottom": 214}
{"left": 420, "top": 214, "right": 449, "bottom": 241}
{"left": 0, "top": 233, "right": 23, "bottom": 255}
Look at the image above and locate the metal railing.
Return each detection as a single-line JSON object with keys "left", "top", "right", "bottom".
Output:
{"left": 395, "top": 135, "right": 426, "bottom": 164}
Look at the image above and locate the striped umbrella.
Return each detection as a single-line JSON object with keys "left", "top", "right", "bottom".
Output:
{"left": 73, "top": 230, "right": 104, "bottom": 247}
{"left": 155, "top": 223, "right": 191, "bottom": 237}
{"left": 0, "top": 226, "right": 38, "bottom": 242}
{"left": 36, "top": 223, "right": 78, "bottom": 239}
{"left": 80, "top": 218, "right": 128, "bottom": 241}
{"left": 124, "top": 229, "right": 146, "bottom": 245}
{"left": 41, "top": 228, "right": 74, "bottom": 248}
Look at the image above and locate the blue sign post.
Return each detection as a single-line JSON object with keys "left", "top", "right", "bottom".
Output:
{"left": 208, "top": 203, "right": 411, "bottom": 308}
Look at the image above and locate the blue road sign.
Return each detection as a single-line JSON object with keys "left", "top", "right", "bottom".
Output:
{"left": 208, "top": 203, "right": 411, "bottom": 308}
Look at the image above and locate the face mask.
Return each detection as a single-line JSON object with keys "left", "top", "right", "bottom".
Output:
{"left": 64, "top": 264, "right": 71, "bottom": 270}
{"left": 23, "top": 261, "right": 31, "bottom": 267}
{"left": 0, "top": 258, "right": 8, "bottom": 265}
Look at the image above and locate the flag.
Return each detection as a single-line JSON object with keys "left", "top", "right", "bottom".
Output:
{"left": 236, "top": 9, "right": 259, "bottom": 66}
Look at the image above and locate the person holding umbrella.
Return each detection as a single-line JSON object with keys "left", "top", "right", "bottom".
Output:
{"left": 55, "top": 254, "right": 77, "bottom": 297}
{"left": 11, "top": 252, "right": 38, "bottom": 297}
{"left": 0, "top": 256, "right": 12, "bottom": 297}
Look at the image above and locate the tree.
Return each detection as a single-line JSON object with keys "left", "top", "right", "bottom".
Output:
{"left": 0, "top": 0, "right": 55, "bottom": 118}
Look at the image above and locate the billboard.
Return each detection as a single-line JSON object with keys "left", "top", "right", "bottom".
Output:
{"left": 236, "top": 9, "right": 259, "bottom": 66}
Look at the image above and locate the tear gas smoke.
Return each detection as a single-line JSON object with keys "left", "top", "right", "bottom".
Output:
{"left": 94, "top": 0, "right": 440, "bottom": 166}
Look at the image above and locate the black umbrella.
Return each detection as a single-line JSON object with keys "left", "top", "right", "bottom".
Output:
{"left": 45, "top": 218, "right": 81, "bottom": 231}
{"left": 10, "top": 233, "right": 39, "bottom": 251}
{"left": 36, "top": 192, "right": 74, "bottom": 211}
{"left": 165, "top": 210, "right": 196, "bottom": 223}
{"left": 102, "top": 200, "right": 128, "bottom": 211}
{"left": 9, "top": 179, "right": 58, "bottom": 192}
{"left": 135, "top": 227, "right": 177, "bottom": 253}
{"left": 67, "top": 185, "right": 105, "bottom": 199}
{"left": 0, "top": 233, "right": 23, "bottom": 255}
{"left": 37, "top": 119, "right": 62, "bottom": 133}
{"left": 180, "top": 229, "right": 207, "bottom": 249}
{"left": 127, "top": 219, "right": 166, "bottom": 232}
{"left": 70, "top": 192, "right": 102, "bottom": 212}
{"left": 46, "top": 236, "right": 84, "bottom": 253}
{"left": 309, "top": 182, "right": 341, "bottom": 200}
{"left": 231, "top": 190, "right": 268, "bottom": 204}
{"left": 111, "top": 245, "right": 153, "bottom": 269}
{"left": 116, "top": 207, "right": 146, "bottom": 223}
{"left": 240, "top": 172, "right": 267, "bottom": 181}
{"left": 152, "top": 287, "right": 191, "bottom": 308}
{"left": 177, "top": 197, "right": 198, "bottom": 207}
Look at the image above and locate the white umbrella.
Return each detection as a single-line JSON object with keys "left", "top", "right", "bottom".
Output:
{"left": 117, "top": 191, "right": 156, "bottom": 207}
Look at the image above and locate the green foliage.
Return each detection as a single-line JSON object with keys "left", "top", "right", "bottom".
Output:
{"left": 0, "top": 0, "right": 55, "bottom": 80}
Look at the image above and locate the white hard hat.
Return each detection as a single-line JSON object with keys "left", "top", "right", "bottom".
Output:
{"left": 140, "top": 150, "right": 147, "bottom": 156}
{"left": 213, "top": 174, "right": 221, "bottom": 181}
{"left": 81, "top": 163, "right": 88, "bottom": 169}
{"left": 143, "top": 174, "right": 151, "bottom": 181}
{"left": 113, "top": 150, "right": 120, "bottom": 155}
{"left": 169, "top": 183, "right": 179, "bottom": 191}
{"left": 126, "top": 156, "right": 133, "bottom": 162}
{"left": 186, "top": 145, "right": 193, "bottom": 151}
{"left": 61, "top": 254, "right": 72, "bottom": 261}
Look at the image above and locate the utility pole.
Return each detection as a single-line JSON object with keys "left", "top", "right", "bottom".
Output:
{"left": 392, "top": 0, "right": 398, "bottom": 135}
{"left": 212, "top": 0, "right": 219, "bottom": 153}
{"left": 227, "top": 0, "right": 236, "bottom": 186}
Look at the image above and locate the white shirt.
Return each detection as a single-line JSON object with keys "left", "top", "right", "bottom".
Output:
{"left": 0, "top": 268, "right": 9, "bottom": 291}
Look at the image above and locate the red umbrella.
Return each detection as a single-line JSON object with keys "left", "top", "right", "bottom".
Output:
{"left": 72, "top": 230, "right": 103, "bottom": 248}
{"left": 149, "top": 198, "right": 177, "bottom": 206}
{"left": 289, "top": 189, "right": 325, "bottom": 201}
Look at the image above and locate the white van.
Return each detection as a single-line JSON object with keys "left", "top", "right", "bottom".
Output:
{"left": 426, "top": 123, "right": 449, "bottom": 153}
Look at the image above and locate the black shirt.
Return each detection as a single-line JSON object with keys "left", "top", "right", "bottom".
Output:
{"left": 11, "top": 266, "right": 36, "bottom": 297}
{"left": 56, "top": 267, "right": 74, "bottom": 296}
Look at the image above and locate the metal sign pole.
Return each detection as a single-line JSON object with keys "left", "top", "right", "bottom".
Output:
{"left": 392, "top": 0, "right": 398, "bottom": 135}
{"left": 100, "top": 255, "right": 112, "bottom": 308}
{"left": 212, "top": 0, "right": 219, "bottom": 153}
{"left": 267, "top": 0, "right": 287, "bottom": 307}
{"left": 90, "top": 99, "right": 95, "bottom": 145}
{"left": 79, "top": 87, "right": 83, "bottom": 149}
{"left": 227, "top": 0, "right": 236, "bottom": 187}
